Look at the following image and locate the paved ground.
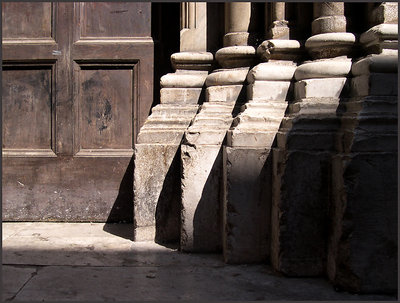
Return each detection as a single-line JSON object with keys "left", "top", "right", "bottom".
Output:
{"left": 2, "top": 223, "right": 397, "bottom": 301}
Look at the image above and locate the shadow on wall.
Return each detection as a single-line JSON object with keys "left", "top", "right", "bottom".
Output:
{"left": 155, "top": 147, "right": 182, "bottom": 245}
{"left": 192, "top": 148, "right": 223, "bottom": 253}
{"left": 103, "top": 156, "right": 135, "bottom": 240}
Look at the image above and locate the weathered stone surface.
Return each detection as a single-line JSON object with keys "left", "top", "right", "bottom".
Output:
{"left": 206, "top": 85, "right": 244, "bottom": 103}
{"left": 160, "top": 87, "right": 203, "bottom": 104}
{"left": 350, "top": 73, "right": 398, "bottom": 97}
{"left": 180, "top": 96, "right": 237, "bottom": 253}
{"left": 313, "top": 2, "right": 344, "bottom": 17}
{"left": 247, "top": 63, "right": 296, "bottom": 83}
{"left": 257, "top": 39, "right": 302, "bottom": 62}
{"left": 206, "top": 68, "right": 249, "bottom": 87}
{"left": 137, "top": 104, "right": 199, "bottom": 144}
{"left": 180, "top": 3, "right": 207, "bottom": 52}
{"left": 359, "top": 24, "right": 398, "bottom": 53}
{"left": 181, "top": 144, "right": 223, "bottom": 252}
{"left": 370, "top": 2, "right": 398, "bottom": 25}
{"left": 134, "top": 144, "right": 184, "bottom": 243}
{"left": 3, "top": 222, "right": 396, "bottom": 301}
{"left": 171, "top": 52, "right": 214, "bottom": 71}
{"left": 223, "top": 32, "right": 250, "bottom": 47}
{"left": 328, "top": 79, "right": 397, "bottom": 294}
{"left": 268, "top": 20, "right": 290, "bottom": 40}
{"left": 328, "top": 153, "right": 398, "bottom": 294}
{"left": 215, "top": 46, "right": 256, "bottom": 68}
{"left": 227, "top": 130, "right": 277, "bottom": 148}
{"left": 137, "top": 130, "right": 186, "bottom": 145}
{"left": 295, "top": 78, "right": 348, "bottom": 99}
{"left": 294, "top": 59, "right": 352, "bottom": 80}
{"left": 222, "top": 147, "right": 270, "bottom": 264}
{"left": 351, "top": 54, "right": 398, "bottom": 76}
{"left": 336, "top": 96, "right": 397, "bottom": 154}
{"left": 160, "top": 72, "right": 208, "bottom": 88}
{"left": 248, "top": 81, "right": 291, "bottom": 101}
{"left": 305, "top": 33, "right": 356, "bottom": 59}
{"left": 311, "top": 15, "right": 346, "bottom": 35}
{"left": 360, "top": 24, "right": 398, "bottom": 44}
{"left": 271, "top": 149, "right": 332, "bottom": 276}
{"left": 271, "top": 91, "right": 342, "bottom": 277}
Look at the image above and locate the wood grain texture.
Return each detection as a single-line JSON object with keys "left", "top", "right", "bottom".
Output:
{"left": 2, "top": 2, "right": 53, "bottom": 39}
{"left": 79, "top": 2, "right": 151, "bottom": 38}
{"left": 78, "top": 67, "right": 133, "bottom": 150}
{"left": 2, "top": 67, "right": 52, "bottom": 150}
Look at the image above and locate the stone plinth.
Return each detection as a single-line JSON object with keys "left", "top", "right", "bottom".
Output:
{"left": 271, "top": 148, "right": 333, "bottom": 276}
{"left": 360, "top": 24, "right": 398, "bottom": 55}
{"left": 222, "top": 40, "right": 299, "bottom": 264}
{"left": 271, "top": 95, "right": 342, "bottom": 276}
{"left": 215, "top": 46, "right": 256, "bottom": 69}
{"left": 305, "top": 33, "right": 356, "bottom": 59}
{"left": 327, "top": 52, "right": 398, "bottom": 294}
{"left": 180, "top": 103, "right": 236, "bottom": 252}
{"left": 134, "top": 144, "right": 180, "bottom": 242}
{"left": 222, "top": 147, "right": 270, "bottom": 263}
{"left": 270, "top": 43, "right": 349, "bottom": 277}
{"left": 257, "top": 39, "right": 302, "bottom": 62}
{"left": 134, "top": 104, "right": 199, "bottom": 242}
{"left": 134, "top": 51, "right": 212, "bottom": 243}
{"left": 171, "top": 52, "right": 214, "bottom": 71}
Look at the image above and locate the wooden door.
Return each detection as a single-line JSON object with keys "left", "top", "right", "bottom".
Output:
{"left": 2, "top": 2, "right": 153, "bottom": 222}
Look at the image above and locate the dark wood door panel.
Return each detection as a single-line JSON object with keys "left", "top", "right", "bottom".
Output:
{"left": 2, "top": 2, "right": 153, "bottom": 222}
{"left": 2, "top": 2, "right": 57, "bottom": 61}
{"left": 2, "top": 2, "right": 53, "bottom": 39}
{"left": 2, "top": 157, "right": 133, "bottom": 222}
{"left": 78, "top": 2, "right": 151, "bottom": 39}
{"left": 77, "top": 66, "right": 134, "bottom": 152}
{"left": 2, "top": 66, "right": 53, "bottom": 151}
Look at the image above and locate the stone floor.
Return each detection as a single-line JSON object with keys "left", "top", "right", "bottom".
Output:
{"left": 2, "top": 222, "right": 397, "bottom": 301}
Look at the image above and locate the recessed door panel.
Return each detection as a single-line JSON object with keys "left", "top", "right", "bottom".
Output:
{"left": 78, "top": 67, "right": 133, "bottom": 150}
{"left": 2, "top": 2, "right": 53, "bottom": 39}
{"left": 79, "top": 2, "right": 151, "bottom": 38}
{"left": 2, "top": 67, "right": 53, "bottom": 150}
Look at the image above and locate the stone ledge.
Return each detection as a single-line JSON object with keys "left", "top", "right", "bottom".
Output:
{"left": 294, "top": 59, "right": 352, "bottom": 80}
{"left": 215, "top": 46, "right": 257, "bottom": 68}
{"left": 351, "top": 54, "right": 398, "bottom": 76}
{"left": 370, "top": 2, "right": 398, "bottom": 25}
{"left": 247, "top": 63, "right": 296, "bottom": 83}
{"left": 206, "top": 68, "right": 249, "bottom": 87}
{"left": 171, "top": 52, "right": 214, "bottom": 71}
{"left": 360, "top": 24, "right": 398, "bottom": 46}
{"left": 295, "top": 78, "right": 348, "bottom": 99}
{"left": 257, "top": 39, "right": 302, "bottom": 62}
{"left": 305, "top": 33, "right": 356, "bottom": 59}
{"left": 160, "top": 88, "right": 203, "bottom": 104}
{"left": 227, "top": 130, "right": 278, "bottom": 148}
{"left": 311, "top": 15, "right": 347, "bottom": 35}
{"left": 248, "top": 81, "right": 292, "bottom": 101}
{"left": 350, "top": 73, "right": 398, "bottom": 97}
{"left": 206, "top": 85, "right": 244, "bottom": 103}
{"left": 160, "top": 73, "right": 208, "bottom": 88}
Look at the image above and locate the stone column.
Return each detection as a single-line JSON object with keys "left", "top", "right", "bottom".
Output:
{"left": 224, "top": 2, "right": 251, "bottom": 47}
{"left": 179, "top": 2, "right": 256, "bottom": 252}
{"left": 267, "top": 2, "right": 289, "bottom": 39}
{"left": 271, "top": 2, "right": 355, "bottom": 276}
{"left": 222, "top": 1, "right": 302, "bottom": 264}
{"left": 180, "top": 2, "right": 207, "bottom": 52}
{"left": 134, "top": 3, "right": 213, "bottom": 243}
{"left": 328, "top": 2, "right": 398, "bottom": 294}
